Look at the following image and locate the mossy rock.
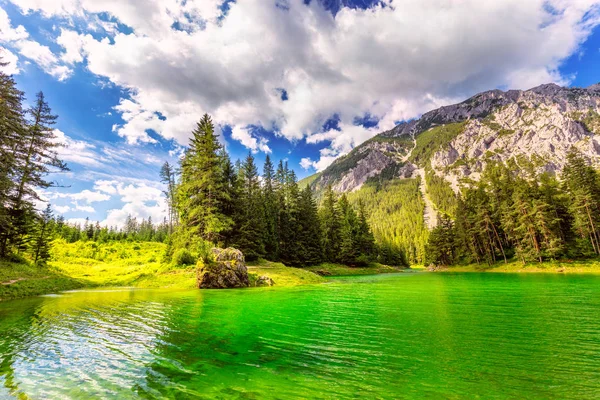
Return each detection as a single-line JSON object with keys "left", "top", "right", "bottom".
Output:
{"left": 197, "top": 248, "right": 250, "bottom": 289}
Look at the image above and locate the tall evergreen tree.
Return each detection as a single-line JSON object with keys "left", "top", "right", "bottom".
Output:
{"left": 297, "top": 185, "right": 322, "bottom": 265}
{"left": 177, "top": 114, "right": 232, "bottom": 244}
{"left": 561, "top": 149, "right": 600, "bottom": 255}
{"left": 160, "top": 161, "right": 178, "bottom": 233}
{"left": 320, "top": 185, "right": 341, "bottom": 262}
{"left": 234, "top": 153, "right": 266, "bottom": 260}
{"left": 262, "top": 155, "right": 279, "bottom": 260}
{"left": 32, "top": 204, "right": 54, "bottom": 265}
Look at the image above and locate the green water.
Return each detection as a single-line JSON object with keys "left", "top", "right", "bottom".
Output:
{"left": 1, "top": 273, "right": 600, "bottom": 399}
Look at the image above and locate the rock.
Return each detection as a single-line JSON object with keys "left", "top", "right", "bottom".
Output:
{"left": 197, "top": 248, "right": 250, "bottom": 289}
{"left": 255, "top": 275, "right": 275, "bottom": 287}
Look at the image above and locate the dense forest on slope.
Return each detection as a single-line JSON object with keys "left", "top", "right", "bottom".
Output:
{"left": 427, "top": 151, "right": 600, "bottom": 266}
{"left": 166, "top": 115, "right": 399, "bottom": 267}
{"left": 301, "top": 83, "right": 600, "bottom": 265}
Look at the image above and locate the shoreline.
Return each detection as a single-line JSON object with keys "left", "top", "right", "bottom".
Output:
{"left": 428, "top": 260, "right": 600, "bottom": 274}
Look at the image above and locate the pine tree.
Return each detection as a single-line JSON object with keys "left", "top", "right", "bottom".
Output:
{"left": 0, "top": 64, "right": 26, "bottom": 257}
{"left": 319, "top": 185, "right": 341, "bottom": 262}
{"left": 425, "top": 215, "right": 456, "bottom": 266}
{"left": 32, "top": 204, "right": 54, "bottom": 265}
{"left": 160, "top": 161, "right": 178, "bottom": 233}
{"left": 297, "top": 185, "right": 322, "bottom": 265}
{"left": 262, "top": 155, "right": 279, "bottom": 260}
{"left": 279, "top": 168, "right": 301, "bottom": 265}
{"left": 177, "top": 114, "right": 232, "bottom": 244}
{"left": 561, "top": 149, "right": 600, "bottom": 255}
{"left": 234, "top": 153, "right": 266, "bottom": 260}
{"left": 220, "top": 150, "right": 239, "bottom": 247}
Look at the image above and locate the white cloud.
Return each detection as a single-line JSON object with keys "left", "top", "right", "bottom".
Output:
{"left": 54, "top": 205, "right": 71, "bottom": 214}
{"left": 230, "top": 125, "right": 271, "bottom": 154}
{"left": 7, "top": 0, "right": 600, "bottom": 167}
{"left": 300, "top": 157, "right": 314, "bottom": 170}
{"left": 93, "top": 180, "right": 119, "bottom": 195}
{"left": 0, "top": 8, "right": 28, "bottom": 42}
{"left": 0, "top": 47, "right": 20, "bottom": 74}
{"left": 0, "top": 8, "right": 72, "bottom": 80}
{"left": 72, "top": 202, "right": 96, "bottom": 213}
{"left": 53, "top": 129, "right": 102, "bottom": 167}
{"left": 101, "top": 181, "right": 167, "bottom": 227}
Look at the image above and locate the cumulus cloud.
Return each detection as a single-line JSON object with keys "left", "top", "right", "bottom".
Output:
{"left": 7, "top": 0, "right": 600, "bottom": 166}
{"left": 0, "top": 47, "right": 20, "bottom": 74}
{"left": 231, "top": 126, "right": 272, "bottom": 154}
{"left": 0, "top": 7, "right": 71, "bottom": 79}
{"left": 101, "top": 181, "right": 167, "bottom": 228}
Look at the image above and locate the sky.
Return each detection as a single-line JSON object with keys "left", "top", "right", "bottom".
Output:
{"left": 0, "top": 0, "right": 600, "bottom": 227}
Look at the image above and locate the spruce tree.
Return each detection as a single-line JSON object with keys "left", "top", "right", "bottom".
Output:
{"left": 319, "top": 185, "right": 341, "bottom": 262}
{"left": 561, "top": 149, "right": 600, "bottom": 255}
{"left": 177, "top": 114, "right": 232, "bottom": 244}
{"left": 160, "top": 161, "right": 178, "bottom": 233}
{"left": 262, "top": 155, "right": 279, "bottom": 260}
{"left": 297, "top": 185, "right": 323, "bottom": 265}
{"left": 234, "top": 152, "right": 266, "bottom": 261}
{"left": 32, "top": 204, "right": 54, "bottom": 265}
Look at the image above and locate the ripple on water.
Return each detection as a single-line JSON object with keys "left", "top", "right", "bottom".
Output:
{"left": 1, "top": 274, "right": 600, "bottom": 398}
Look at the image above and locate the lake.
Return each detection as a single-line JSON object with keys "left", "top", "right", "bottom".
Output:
{"left": 1, "top": 272, "right": 599, "bottom": 399}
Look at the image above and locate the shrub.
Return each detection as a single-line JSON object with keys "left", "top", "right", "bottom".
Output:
{"left": 173, "top": 248, "right": 196, "bottom": 266}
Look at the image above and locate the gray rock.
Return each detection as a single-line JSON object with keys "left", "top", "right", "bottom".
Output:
{"left": 255, "top": 275, "right": 275, "bottom": 287}
{"left": 197, "top": 248, "right": 250, "bottom": 289}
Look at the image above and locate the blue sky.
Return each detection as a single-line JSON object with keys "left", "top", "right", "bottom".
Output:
{"left": 1, "top": 0, "right": 599, "bottom": 226}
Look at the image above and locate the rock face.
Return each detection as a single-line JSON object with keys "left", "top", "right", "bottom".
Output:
{"left": 303, "top": 83, "right": 600, "bottom": 229}
{"left": 197, "top": 248, "right": 250, "bottom": 289}
{"left": 309, "top": 83, "right": 600, "bottom": 194}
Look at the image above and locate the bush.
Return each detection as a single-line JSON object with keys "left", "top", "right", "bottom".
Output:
{"left": 173, "top": 248, "right": 196, "bottom": 266}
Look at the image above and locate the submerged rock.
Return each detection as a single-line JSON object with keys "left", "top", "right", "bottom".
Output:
{"left": 197, "top": 248, "right": 250, "bottom": 289}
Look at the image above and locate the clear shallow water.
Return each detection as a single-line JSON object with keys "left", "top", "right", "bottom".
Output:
{"left": 1, "top": 273, "right": 600, "bottom": 399}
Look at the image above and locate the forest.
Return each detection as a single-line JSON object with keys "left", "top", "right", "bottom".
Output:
{"left": 0, "top": 63, "right": 389, "bottom": 268}
{"left": 426, "top": 152, "right": 600, "bottom": 266}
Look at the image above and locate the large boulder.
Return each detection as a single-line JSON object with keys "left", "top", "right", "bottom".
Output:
{"left": 197, "top": 248, "right": 250, "bottom": 289}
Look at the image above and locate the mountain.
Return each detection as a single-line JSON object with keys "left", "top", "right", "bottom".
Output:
{"left": 302, "top": 83, "right": 600, "bottom": 263}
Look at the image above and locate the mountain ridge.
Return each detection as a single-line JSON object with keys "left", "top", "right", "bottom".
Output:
{"left": 305, "top": 82, "right": 600, "bottom": 195}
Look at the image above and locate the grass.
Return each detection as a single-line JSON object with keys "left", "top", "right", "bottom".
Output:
{"left": 304, "top": 262, "right": 404, "bottom": 276}
{"left": 247, "top": 260, "right": 326, "bottom": 286}
{"left": 437, "top": 259, "right": 600, "bottom": 274}
{"left": 0, "top": 259, "right": 84, "bottom": 301}
{"left": 409, "top": 121, "right": 468, "bottom": 167}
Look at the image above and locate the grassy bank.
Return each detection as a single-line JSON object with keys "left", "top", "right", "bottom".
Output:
{"left": 437, "top": 259, "right": 600, "bottom": 274}
{"left": 304, "top": 262, "right": 405, "bottom": 276}
{"left": 0, "top": 259, "right": 84, "bottom": 301}
{"left": 1, "top": 240, "right": 409, "bottom": 301}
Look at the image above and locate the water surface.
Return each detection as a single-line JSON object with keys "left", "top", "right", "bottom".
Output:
{"left": 1, "top": 273, "right": 599, "bottom": 399}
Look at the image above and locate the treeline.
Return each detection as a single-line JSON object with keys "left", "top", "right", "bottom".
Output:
{"left": 53, "top": 215, "right": 170, "bottom": 243}
{"left": 167, "top": 114, "right": 398, "bottom": 266}
{"left": 426, "top": 150, "right": 600, "bottom": 266}
{"left": 0, "top": 62, "right": 67, "bottom": 264}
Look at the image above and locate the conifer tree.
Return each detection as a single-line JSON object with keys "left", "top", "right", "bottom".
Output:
{"left": 0, "top": 65, "right": 26, "bottom": 257}
{"left": 319, "top": 185, "right": 341, "bottom": 262}
{"left": 160, "top": 161, "right": 178, "bottom": 233}
{"left": 262, "top": 155, "right": 279, "bottom": 259}
{"left": 234, "top": 153, "right": 266, "bottom": 260}
{"left": 561, "top": 149, "right": 600, "bottom": 255}
{"left": 177, "top": 114, "right": 232, "bottom": 243}
{"left": 425, "top": 215, "right": 456, "bottom": 266}
{"left": 32, "top": 204, "right": 54, "bottom": 265}
{"left": 297, "top": 185, "right": 322, "bottom": 265}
